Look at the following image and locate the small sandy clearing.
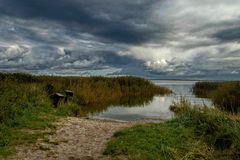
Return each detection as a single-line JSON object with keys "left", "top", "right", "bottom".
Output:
{"left": 6, "top": 117, "right": 133, "bottom": 160}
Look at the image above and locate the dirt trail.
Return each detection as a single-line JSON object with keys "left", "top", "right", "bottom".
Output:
{"left": 7, "top": 118, "right": 133, "bottom": 160}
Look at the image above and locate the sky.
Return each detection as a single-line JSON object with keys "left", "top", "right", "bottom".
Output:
{"left": 0, "top": 0, "right": 240, "bottom": 79}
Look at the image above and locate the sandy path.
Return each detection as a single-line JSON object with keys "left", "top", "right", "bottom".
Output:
{"left": 7, "top": 118, "right": 133, "bottom": 160}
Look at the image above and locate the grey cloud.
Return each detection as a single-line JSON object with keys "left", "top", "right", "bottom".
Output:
{"left": 0, "top": 42, "right": 141, "bottom": 75}
{"left": 0, "top": 0, "right": 164, "bottom": 44}
{"left": 215, "top": 27, "right": 240, "bottom": 41}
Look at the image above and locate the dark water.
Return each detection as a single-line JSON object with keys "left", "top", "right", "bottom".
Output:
{"left": 89, "top": 80, "right": 212, "bottom": 121}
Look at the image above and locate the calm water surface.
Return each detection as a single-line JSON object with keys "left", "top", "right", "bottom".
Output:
{"left": 90, "top": 80, "right": 212, "bottom": 121}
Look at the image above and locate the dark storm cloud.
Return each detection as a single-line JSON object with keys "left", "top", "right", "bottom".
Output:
{"left": 215, "top": 27, "right": 240, "bottom": 41}
{"left": 0, "top": 0, "right": 163, "bottom": 44}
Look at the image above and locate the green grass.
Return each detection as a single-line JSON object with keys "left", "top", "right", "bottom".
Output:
{"left": 0, "top": 102, "right": 63, "bottom": 157}
{"left": 104, "top": 103, "right": 240, "bottom": 160}
{"left": 105, "top": 123, "right": 212, "bottom": 160}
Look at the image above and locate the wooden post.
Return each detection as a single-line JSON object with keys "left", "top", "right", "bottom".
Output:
{"left": 64, "top": 90, "right": 74, "bottom": 103}
{"left": 51, "top": 93, "right": 65, "bottom": 107}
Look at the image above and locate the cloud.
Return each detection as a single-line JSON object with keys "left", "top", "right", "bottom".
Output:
{"left": 215, "top": 27, "right": 240, "bottom": 41}
{"left": 0, "top": 0, "right": 239, "bottom": 79}
{"left": 116, "top": 0, "right": 240, "bottom": 77}
{"left": 0, "top": 0, "right": 165, "bottom": 44}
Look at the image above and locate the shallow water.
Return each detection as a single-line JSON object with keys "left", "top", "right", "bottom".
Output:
{"left": 89, "top": 80, "right": 212, "bottom": 121}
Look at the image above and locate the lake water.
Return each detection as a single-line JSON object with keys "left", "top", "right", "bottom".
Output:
{"left": 89, "top": 80, "right": 212, "bottom": 121}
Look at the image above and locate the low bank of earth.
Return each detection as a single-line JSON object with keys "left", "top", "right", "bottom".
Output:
{"left": 5, "top": 118, "right": 133, "bottom": 160}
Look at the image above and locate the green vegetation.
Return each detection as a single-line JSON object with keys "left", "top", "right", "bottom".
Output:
{"left": 0, "top": 72, "right": 170, "bottom": 157}
{"left": 192, "top": 81, "right": 220, "bottom": 98}
{"left": 0, "top": 77, "right": 77, "bottom": 157}
{"left": 0, "top": 73, "right": 171, "bottom": 106}
{"left": 193, "top": 81, "right": 240, "bottom": 112}
{"left": 105, "top": 100, "right": 240, "bottom": 160}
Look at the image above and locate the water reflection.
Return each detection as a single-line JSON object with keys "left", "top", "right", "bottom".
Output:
{"left": 88, "top": 80, "right": 212, "bottom": 121}
{"left": 90, "top": 96, "right": 174, "bottom": 121}
{"left": 80, "top": 94, "right": 154, "bottom": 116}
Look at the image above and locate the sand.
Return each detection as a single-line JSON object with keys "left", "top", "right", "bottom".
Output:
{"left": 6, "top": 117, "right": 133, "bottom": 160}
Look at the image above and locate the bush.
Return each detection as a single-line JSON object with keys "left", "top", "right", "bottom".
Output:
{"left": 211, "top": 82, "right": 240, "bottom": 112}
{"left": 171, "top": 101, "right": 240, "bottom": 158}
{"left": 193, "top": 81, "right": 240, "bottom": 113}
{"left": 193, "top": 81, "right": 219, "bottom": 98}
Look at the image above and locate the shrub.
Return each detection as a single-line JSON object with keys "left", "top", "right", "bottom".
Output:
{"left": 171, "top": 101, "right": 240, "bottom": 158}
{"left": 193, "top": 81, "right": 219, "bottom": 98}
{"left": 193, "top": 81, "right": 240, "bottom": 113}
{"left": 211, "top": 82, "right": 240, "bottom": 112}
